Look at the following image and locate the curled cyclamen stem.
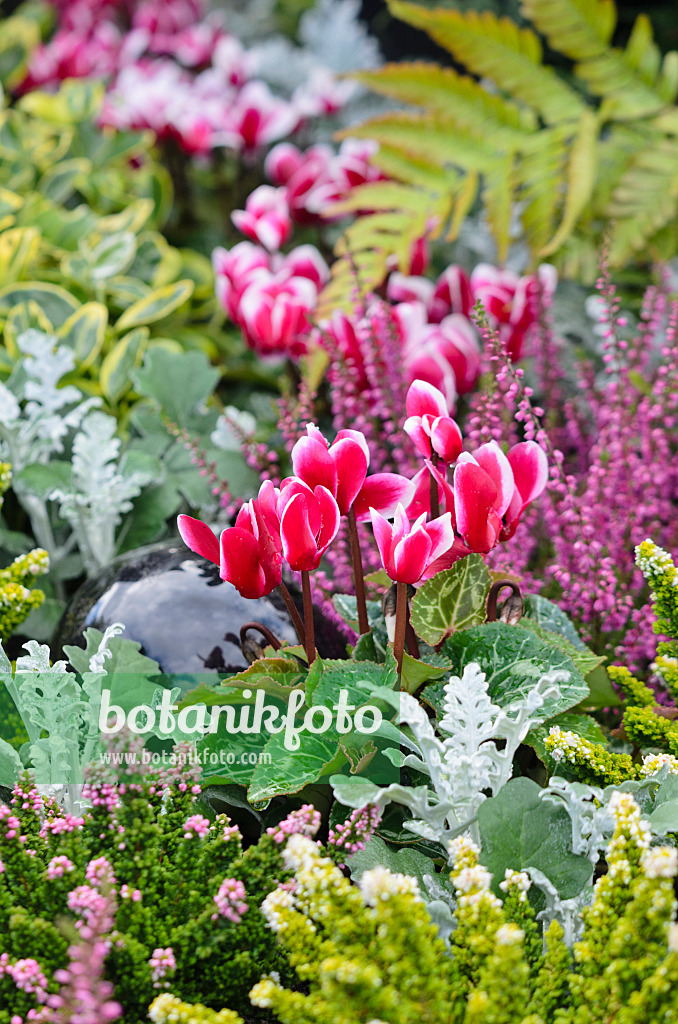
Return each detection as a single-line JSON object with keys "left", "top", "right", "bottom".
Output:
{"left": 393, "top": 580, "right": 408, "bottom": 675}
{"left": 240, "top": 622, "right": 282, "bottom": 655}
{"left": 278, "top": 580, "right": 306, "bottom": 647}
{"left": 301, "top": 571, "right": 317, "bottom": 665}
{"left": 486, "top": 580, "right": 524, "bottom": 623}
{"left": 347, "top": 507, "right": 370, "bottom": 635}
{"left": 429, "top": 453, "right": 441, "bottom": 520}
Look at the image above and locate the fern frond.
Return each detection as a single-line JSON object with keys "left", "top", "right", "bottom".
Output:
{"left": 336, "top": 112, "right": 496, "bottom": 171}
{"left": 481, "top": 157, "right": 515, "bottom": 263}
{"left": 372, "top": 145, "right": 459, "bottom": 191}
{"left": 353, "top": 63, "right": 537, "bottom": 140}
{"left": 520, "top": 0, "right": 616, "bottom": 60}
{"left": 524, "top": 0, "right": 678, "bottom": 120}
{"left": 387, "top": 0, "right": 585, "bottom": 124}
{"left": 606, "top": 137, "right": 678, "bottom": 263}
{"left": 518, "top": 127, "right": 570, "bottom": 254}
{"left": 317, "top": 185, "right": 452, "bottom": 318}
{"left": 540, "top": 111, "right": 599, "bottom": 256}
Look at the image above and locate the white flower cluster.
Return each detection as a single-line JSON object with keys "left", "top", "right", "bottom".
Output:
{"left": 261, "top": 887, "right": 299, "bottom": 934}
{"left": 359, "top": 866, "right": 421, "bottom": 906}
{"left": 636, "top": 539, "right": 678, "bottom": 583}
{"left": 546, "top": 725, "right": 583, "bottom": 763}
{"left": 640, "top": 753, "right": 678, "bottom": 776}
{"left": 453, "top": 865, "right": 493, "bottom": 895}
{"left": 448, "top": 835, "right": 481, "bottom": 867}
{"left": 606, "top": 792, "right": 651, "bottom": 878}
{"left": 499, "top": 869, "right": 532, "bottom": 902}
{"left": 641, "top": 846, "right": 678, "bottom": 880}
{"left": 495, "top": 923, "right": 524, "bottom": 947}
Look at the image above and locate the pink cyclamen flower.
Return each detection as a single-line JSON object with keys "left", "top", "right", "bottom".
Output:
{"left": 238, "top": 272, "right": 317, "bottom": 357}
{"left": 231, "top": 185, "right": 292, "bottom": 252}
{"left": 290, "top": 424, "right": 415, "bottom": 520}
{"left": 501, "top": 441, "right": 549, "bottom": 540}
{"left": 430, "top": 264, "right": 474, "bottom": 322}
{"left": 279, "top": 245, "right": 330, "bottom": 290}
{"left": 407, "top": 314, "right": 482, "bottom": 397}
{"left": 278, "top": 481, "right": 341, "bottom": 571}
{"left": 220, "top": 80, "right": 299, "bottom": 152}
{"left": 212, "top": 241, "right": 270, "bottom": 323}
{"left": 453, "top": 441, "right": 515, "bottom": 553}
{"left": 178, "top": 480, "right": 282, "bottom": 599}
{"left": 404, "top": 380, "right": 463, "bottom": 463}
{"left": 471, "top": 263, "right": 557, "bottom": 361}
{"left": 370, "top": 503, "right": 455, "bottom": 585}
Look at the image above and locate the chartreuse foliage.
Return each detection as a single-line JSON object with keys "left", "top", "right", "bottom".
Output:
{"left": 153, "top": 791, "right": 678, "bottom": 1024}
{"left": 0, "top": 77, "right": 218, "bottom": 407}
{"left": 0, "top": 758, "right": 295, "bottom": 1023}
{"left": 536, "top": 542, "right": 678, "bottom": 789}
{"left": 318, "top": 0, "right": 678, "bottom": 312}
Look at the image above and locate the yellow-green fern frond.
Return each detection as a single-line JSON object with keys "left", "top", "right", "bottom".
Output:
{"left": 387, "top": 0, "right": 585, "bottom": 124}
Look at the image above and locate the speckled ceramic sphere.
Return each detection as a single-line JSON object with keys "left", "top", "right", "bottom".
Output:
{"left": 54, "top": 541, "right": 348, "bottom": 673}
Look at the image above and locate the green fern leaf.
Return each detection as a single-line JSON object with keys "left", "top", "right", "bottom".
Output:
{"left": 387, "top": 0, "right": 584, "bottom": 124}
{"left": 336, "top": 113, "right": 496, "bottom": 171}
{"left": 540, "top": 111, "right": 599, "bottom": 256}
{"left": 372, "top": 145, "right": 460, "bottom": 191}
{"left": 482, "top": 156, "right": 515, "bottom": 262}
{"left": 353, "top": 63, "right": 537, "bottom": 140}
{"left": 518, "top": 127, "right": 570, "bottom": 253}
{"left": 520, "top": 0, "right": 616, "bottom": 60}
{"left": 606, "top": 137, "right": 678, "bottom": 262}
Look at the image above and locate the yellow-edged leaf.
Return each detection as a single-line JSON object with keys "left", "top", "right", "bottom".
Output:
{"left": 100, "top": 327, "right": 149, "bottom": 403}
{"left": 115, "top": 280, "right": 194, "bottom": 332}
{"left": 57, "top": 302, "right": 108, "bottom": 368}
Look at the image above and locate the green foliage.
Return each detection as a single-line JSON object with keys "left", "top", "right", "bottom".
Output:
{"left": 477, "top": 777, "right": 592, "bottom": 898}
{"left": 409, "top": 553, "right": 492, "bottom": 646}
{"left": 184, "top": 650, "right": 402, "bottom": 804}
{"left": 0, "top": 759, "right": 294, "bottom": 1022}
{"left": 0, "top": 544, "right": 48, "bottom": 639}
{"left": 319, "top": 0, "right": 678, "bottom": 311}
{"left": 431, "top": 621, "right": 590, "bottom": 722}
{"left": 0, "top": 78, "right": 219, "bottom": 410}
{"left": 164, "top": 790, "right": 678, "bottom": 1023}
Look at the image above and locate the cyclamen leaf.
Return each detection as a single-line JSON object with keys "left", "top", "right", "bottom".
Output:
{"left": 437, "top": 621, "right": 589, "bottom": 723}
{"left": 410, "top": 554, "right": 492, "bottom": 646}
{"left": 523, "top": 594, "right": 588, "bottom": 650}
{"left": 517, "top": 619, "right": 605, "bottom": 677}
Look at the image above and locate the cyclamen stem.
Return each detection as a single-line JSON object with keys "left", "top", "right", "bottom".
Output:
{"left": 393, "top": 580, "right": 408, "bottom": 675}
{"left": 278, "top": 580, "right": 306, "bottom": 648}
{"left": 429, "top": 453, "right": 440, "bottom": 520}
{"left": 301, "top": 571, "right": 316, "bottom": 665}
{"left": 347, "top": 507, "right": 370, "bottom": 635}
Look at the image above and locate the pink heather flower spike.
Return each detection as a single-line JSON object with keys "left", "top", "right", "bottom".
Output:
{"left": 278, "top": 482, "right": 340, "bottom": 572}
{"left": 231, "top": 185, "right": 292, "bottom": 252}
{"left": 403, "top": 379, "right": 463, "bottom": 463}
{"left": 370, "top": 503, "right": 455, "bottom": 585}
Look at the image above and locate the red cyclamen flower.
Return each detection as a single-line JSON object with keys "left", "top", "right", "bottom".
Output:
{"left": 404, "top": 379, "right": 463, "bottom": 463}
{"left": 277, "top": 480, "right": 340, "bottom": 571}
{"left": 289, "top": 424, "right": 415, "bottom": 520}
{"left": 370, "top": 503, "right": 455, "bottom": 584}
{"left": 177, "top": 480, "right": 282, "bottom": 599}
